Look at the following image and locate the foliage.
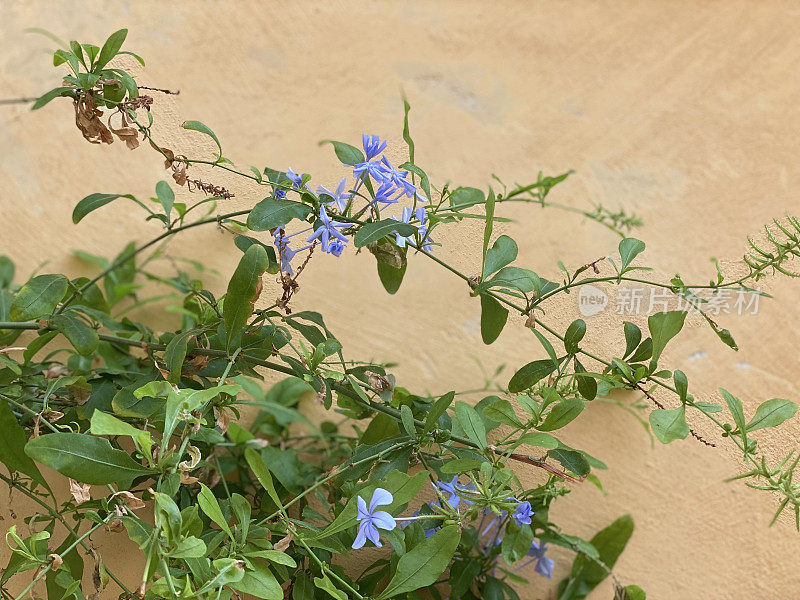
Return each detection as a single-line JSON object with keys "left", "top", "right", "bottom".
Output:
{"left": 0, "top": 28, "right": 798, "bottom": 600}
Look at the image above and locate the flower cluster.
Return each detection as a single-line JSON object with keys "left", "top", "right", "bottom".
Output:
{"left": 273, "top": 134, "right": 431, "bottom": 276}
{"left": 352, "top": 478, "right": 553, "bottom": 580}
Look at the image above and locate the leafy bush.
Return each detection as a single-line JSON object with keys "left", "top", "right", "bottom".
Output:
{"left": 1, "top": 28, "right": 799, "bottom": 600}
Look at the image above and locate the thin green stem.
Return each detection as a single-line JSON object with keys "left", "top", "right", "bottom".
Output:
{"left": 12, "top": 518, "right": 110, "bottom": 600}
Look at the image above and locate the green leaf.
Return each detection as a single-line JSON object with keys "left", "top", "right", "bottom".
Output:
{"left": 355, "top": 219, "right": 416, "bottom": 248}
{"left": 246, "top": 550, "right": 296, "bottom": 567}
{"left": 480, "top": 294, "right": 508, "bottom": 345}
{"left": 247, "top": 198, "right": 313, "bottom": 231}
{"left": 623, "top": 322, "right": 642, "bottom": 359}
{"left": 0, "top": 401, "right": 48, "bottom": 488}
{"left": 538, "top": 397, "right": 585, "bottom": 431}
{"left": 623, "top": 585, "right": 647, "bottom": 600}
{"left": 673, "top": 370, "right": 688, "bottom": 402}
{"left": 94, "top": 29, "right": 128, "bottom": 70}
{"left": 155, "top": 181, "right": 174, "bottom": 220}
{"left": 377, "top": 258, "right": 407, "bottom": 295}
{"left": 449, "top": 187, "right": 484, "bottom": 210}
{"left": 118, "top": 50, "right": 146, "bottom": 66}
{"left": 720, "top": 388, "right": 746, "bottom": 435}
{"left": 441, "top": 458, "right": 484, "bottom": 474}
{"left": 49, "top": 314, "right": 98, "bottom": 355}
{"left": 423, "top": 391, "right": 455, "bottom": 434}
{"left": 22, "top": 331, "right": 57, "bottom": 363}
{"left": 75, "top": 72, "right": 100, "bottom": 91}
{"left": 72, "top": 193, "right": 134, "bottom": 223}
{"left": 513, "top": 431, "right": 559, "bottom": 449}
{"left": 231, "top": 560, "right": 282, "bottom": 600}
{"left": 531, "top": 329, "right": 558, "bottom": 363}
{"left": 449, "top": 559, "right": 482, "bottom": 600}
{"left": 224, "top": 245, "right": 269, "bottom": 349}
{"left": 53, "top": 49, "right": 77, "bottom": 71}
{"left": 647, "top": 311, "right": 686, "bottom": 370}
{"left": 170, "top": 536, "right": 207, "bottom": 559}
{"left": 31, "top": 86, "right": 75, "bottom": 110}
{"left": 197, "top": 483, "right": 234, "bottom": 539}
{"left": 649, "top": 407, "right": 689, "bottom": 443}
{"left": 244, "top": 448, "right": 282, "bottom": 509}
{"left": 399, "top": 404, "right": 416, "bottom": 438}
{"left": 10, "top": 274, "right": 68, "bottom": 321}
{"left": 0, "top": 256, "right": 13, "bottom": 288}
{"left": 454, "top": 401, "right": 487, "bottom": 449}
{"left": 508, "top": 359, "right": 559, "bottom": 393}
{"left": 89, "top": 410, "right": 152, "bottom": 462}
{"left": 573, "top": 359, "right": 597, "bottom": 401}
{"left": 484, "top": 266, "right": 540, "bottom": 293}
{"left": 564, "top": 319, "right": 586, "bottom": 354}
{"left": 746, "top": 398, "right": 797, "bottom": 432}
{"left": 314, "top": 574, "right": 347, "bottom": 600}
{"left": 558, "top": 514, "right": 634, "bottom": 599}
{"left": 25, "top": 433, "right": 151, "bottom": 486}
{"left": 401, "top": 95, "right": 415, "bottom": 164}
{"left": 701, "top": 312, "right": 739, "bottom": 351}
{"left": 233, "top": 235, "right": 279, "bottom": 273}
{"left": 319, "top": 140, "right": 365, "bottom": 166}
{"left": 618, "top": 238, "right": 645, "bottom": 271}
{"left": 482, "top": 235, "right": 518, "bottom": 279}
{"left": 375, "top": 526, "right": 460, "bottom": 599}
{"left": 164, "top": 331, "right": 192, "bottom": 384}
{"left": 69, "top": 40, "right": 85, "bottom": 65}
{"left": 160, "top": 385, "right": 240, "bottom": 442}
{"left": 482, "top": 188, "right": 496, "bottom": 269}
{"left": 482, "top": 398, "right": 523, "bottom": 428}
{"left": 183, "top": 120, "right": 222, "bottom": 159}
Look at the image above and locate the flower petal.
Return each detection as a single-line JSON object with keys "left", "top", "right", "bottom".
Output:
{"left": 364, "top": 522, "right": 382, "bottom": 548}
{"left": 352, "top": 523, "right": 367, "bottom": 549}
{"left": 370, "top": 511, "right": 396, "bottom": 531}
{"left": 369, "top": 488, "right": 394, "bottom": 511}
{"left": 357, "top": 496, "right": 368, "bottom": 520}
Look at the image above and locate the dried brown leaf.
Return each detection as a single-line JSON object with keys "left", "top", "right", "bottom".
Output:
{"left": 273, "top": 532, "right": 293, "bottom": 552}
{"left": 74, "top": 95, "right": 113, "bottom": 145}
{"left": 69, "top": 479, "right": 91, "bottom": 504}
{"left": 113, "top": 490, "right": 145, "bottom": 511}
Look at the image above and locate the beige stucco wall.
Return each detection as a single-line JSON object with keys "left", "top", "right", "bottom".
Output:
{"left": 1, "top": 1, "right": 799, "bottom": 598}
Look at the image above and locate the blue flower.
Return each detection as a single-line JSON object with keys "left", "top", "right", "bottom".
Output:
{"left": 329, "top": 238, "right": 346, "bottom": 257}
{"left": 415, "top": 208, "right": 433, "bottom": 251}
{"left": 395, "top": 207, "right": 416, "bottom": 248}
{"left": 395, "top": 207, "right": 433, "bottom": 251}
{"left": 317, "top": 177, "right": 350, "bottom": 212}
{"left": 353, "top": 159, "right": 390, "bottom": 183}
{"left": 277, "top": 244, "right": 298, "bottom": 275}
{"left": 379, "top": 157, "right": 427, "bottom": 201}
{"left": 520, "top": 540, "right": 554, "bottom": 578}
{"left": 307, "top": 205, "right": 351, "bottom": 254}
{"left": 353, "top": 488, "right": 395, "bottom": 549}
{"left": 373, "top": 181, "right": 403, "bottom": 206}
{"left": 513, "top": 501, "right": 533, "bottom": 526}
{"left": 274, "top": 188, "right": 287, "bottom": 200}
{"left": 435, "top": 476, "right": 462, "bottom": 508}
{"left": 362, "top": 134, "right": 387, "bottom": 160}
{"left": 285, "top": 167, "right": 308, "bottom": 190}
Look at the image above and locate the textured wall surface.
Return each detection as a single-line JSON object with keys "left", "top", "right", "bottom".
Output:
{"left": 1, "top": 2, "right": 799, "bottom": 598}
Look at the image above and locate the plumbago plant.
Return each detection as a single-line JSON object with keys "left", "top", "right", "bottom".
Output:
{"left": 2, "top": 28, "right": 800, "bottom": 600}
